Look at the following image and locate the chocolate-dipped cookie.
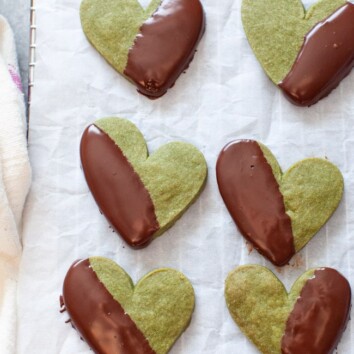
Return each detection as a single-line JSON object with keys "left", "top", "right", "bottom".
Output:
{"left": 216, "top": 140, "right": 343, "bottom": 266}
{"left": 225, "top": 265, "right": 351, "bottom": 354}
{"left": 242, "top": 0, "right": 354, "bottom": 106}
{"left": 80, "top": 0, "right": 205, "bottom": 99}
{"left": 80, "top": 117, "right": 207, "bottom": 248}
{"left": 61, "top": 257, "right": 195, "bottom": 354}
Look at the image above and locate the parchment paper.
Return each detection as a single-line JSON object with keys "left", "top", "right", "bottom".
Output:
{"left": 17, "top": 0, "right": 354, "bottom": 353}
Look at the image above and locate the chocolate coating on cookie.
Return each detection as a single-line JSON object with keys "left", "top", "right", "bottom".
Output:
{"left": 124, "top": 0, "right": 205, "bottom": 98}
{"left": 216, "top": 140, "right": 295, "bottom": 266}
{"left": 80, "top": 125, "right": 159, "bottom": 248}
{"left": 281, "top": 268, "right": 351, "bottom": 354}
{"left": 62, "top": 259, "right": 155, "bottom": 354}
{"left": 279, "top": 2, "right": 354, "bottom": 106}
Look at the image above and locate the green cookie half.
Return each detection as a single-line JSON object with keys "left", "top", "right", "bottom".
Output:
{"left": 263, "top": 142, "right": 344, "bottom": 252}
{"left": 242, "top": 0, "right": 346, "bottom": 84}
{"left": 80, "top": 0, "right": 160, "bottom": 75}
{"left": 80, "top": 117, "right": 207, "bottom": 248}
{"left": 216, "top": 140, "right": 343, "bottom": 266}
{"left": 225, "top": 265, "right": 351, "bottom": 354}
{"left": 62, "top": 257, "right": 195, "bottom": 354}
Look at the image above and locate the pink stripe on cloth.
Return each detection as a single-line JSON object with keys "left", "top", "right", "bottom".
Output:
{"left": 8, "top": 64, "right": 23, "bottom": 92}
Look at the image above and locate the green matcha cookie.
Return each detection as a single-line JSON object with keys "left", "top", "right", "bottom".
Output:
{"left": 242, "top": 0, "right": 354, "bottom": 106}
{"left": 80, "top": 0, "right": 205, "bottom": 98}
{"left": 216, "top": 140, "right": 343, "bottom": 266}
{"left": 80, "top": 117, "right": 207, "bottom": 248}
{"left": 225, "top": 265, "right": 351, "bottom": 354}
{"left": 62, "top": 257, "right": 195, "bottom": 354}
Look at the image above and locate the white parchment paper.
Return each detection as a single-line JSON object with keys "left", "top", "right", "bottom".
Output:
{"left": 18, "top": 0, "right": 354, "bottom": 353}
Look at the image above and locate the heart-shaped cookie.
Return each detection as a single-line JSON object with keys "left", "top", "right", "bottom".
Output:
{"left": 216, "top": 140, "right": 343, "bottom": 266}
{"left": 242, "top": 0, "right": 354, "bottom": 106}
{"left": 80, "top": 0, "right": 205, "bottom": 98}
{"left": 225, "top": 265, "right": 351, "bottom": 354}
{"left": 80, "top": 117, "right": 207, "bottom": 248}
{"left": 62, "top": 257, "right": 195, "bottom": 354}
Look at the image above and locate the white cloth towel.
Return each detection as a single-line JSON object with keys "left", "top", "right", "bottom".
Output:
{"left": 0, "top": 16, "right": 31, "bottom": 354}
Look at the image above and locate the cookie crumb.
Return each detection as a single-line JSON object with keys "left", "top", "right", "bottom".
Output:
{"left": 245, "top": 241, "right": 254, "bottom": 255}
{"left": 291, "top": 254, "right": 304, "bottom": 268}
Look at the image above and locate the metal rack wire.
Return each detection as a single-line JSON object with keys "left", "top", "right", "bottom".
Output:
{"left": 28, "top": 0, "right": 36, "bottom": 110}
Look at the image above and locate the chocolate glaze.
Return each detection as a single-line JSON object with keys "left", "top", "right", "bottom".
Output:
{"left": 216, "top": 140, "right": 295, "bottom": 266}
{"left": 62, "top": 259, "right": 155, "bottom": 354}
{"left": 281, "top": 268, "right": 351, "bottom": 354}
{"left": 279, "top": 2, "right": 354, "bottom": 106}
{"left": 80, "top": 125, "right": 159, "bottom": 248}
{"left": 124, "top": 0, "right": 205, "bottom": 99}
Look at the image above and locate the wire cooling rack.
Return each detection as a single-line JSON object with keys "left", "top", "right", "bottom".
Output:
{"left": 28, "top": 0, "right": 35, "bottom": 113}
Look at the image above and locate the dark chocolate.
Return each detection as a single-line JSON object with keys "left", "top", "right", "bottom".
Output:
{"left": 59, "top": 295, "right": 66, "bottom": 313}
{"left": 216, "top": 140, "right": 295, "bottom": 266}
{"left": 124, "top": 0, "right": 205, "bottom": 99}
{"left": 281, "top": 268, "right": 351, "bottom": 354}
{"left": 279, "top": 2, "right": 354, "bottom": 106}
{"left": 80, "top": 125, "right": 159, "bottom": 248}
{"left": 62, "top": 259, "right": 156, "bottom": 354}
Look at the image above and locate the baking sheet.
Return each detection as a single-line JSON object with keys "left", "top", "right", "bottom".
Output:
{"left": 18, "top": 0, "right": 354, "bottom": 353}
